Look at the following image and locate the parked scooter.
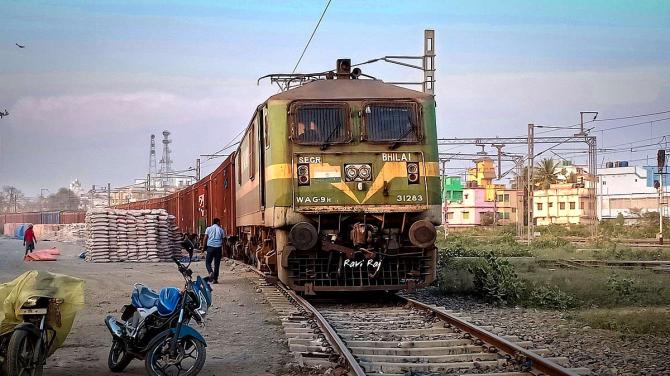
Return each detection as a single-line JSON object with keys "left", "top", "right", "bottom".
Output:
{"left": 104, "top": 256, "right": 212, "bottom": 376}
{"left": 0, "top": 271, "right": 85, "bottom": 376}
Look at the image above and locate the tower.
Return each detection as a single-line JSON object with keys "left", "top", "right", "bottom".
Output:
{"left": 159, "top": 130, "right": 173, "bottom": 187}
{"left": 149, "top": 134, "right": 157, "bottom": 188}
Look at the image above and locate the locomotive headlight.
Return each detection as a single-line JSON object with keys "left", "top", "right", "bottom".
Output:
{"left": 345, "top": 164, "right": 372, "bottom": 182}
{"left": 358, "top": 165, "right": 372, "bottom": 181}
{"left": 345, "top": 165, "right": 359, "bottom": 182}
{"left": 297, "top": 163, "right": 310, "bottom": 186}
{"left": 407, "top": 162, "right": 420, "bottom": 184}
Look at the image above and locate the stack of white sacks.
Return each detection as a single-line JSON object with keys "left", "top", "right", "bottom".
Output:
{"left": 85, "top": 209, "right": 182, "bottom": 263}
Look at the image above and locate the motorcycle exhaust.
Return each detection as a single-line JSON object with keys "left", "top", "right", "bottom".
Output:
{"left": 104, "top": 316, "right": 125, "bottom": 338}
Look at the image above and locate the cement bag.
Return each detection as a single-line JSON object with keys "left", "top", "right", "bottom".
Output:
{"left": 0, "top": 271, "right": 85, "bottom": 355}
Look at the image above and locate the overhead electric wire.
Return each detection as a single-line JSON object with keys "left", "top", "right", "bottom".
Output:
{"left": 291, "top": 0, "right": 332, "bottom": 74}
{"left": 593, "top": 109, "right": 670, "bottom": 122}
{"left": 592, "top": 116, "right": 670, "bottom": 132}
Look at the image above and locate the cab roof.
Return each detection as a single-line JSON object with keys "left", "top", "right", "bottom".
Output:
{"left": 268, "top": 79, "right": 432, "bottom": 101}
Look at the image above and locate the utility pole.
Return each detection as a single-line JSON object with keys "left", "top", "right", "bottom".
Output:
{"left": 527, "top": 124, "right": 535, "bottom": 243}
{"left": 196, "top": 158, "right": 201, "bottom": 181}
{"left": 423, "top": 29, "right": 435, "bottom": 95}
{"left": 577, "top": 111, "right": 598, "bottom": 137}
{"left": 492, "top": 143, "right": 505, "bottom": 178}
{"left": 658, "top": 149, "right": 666, "bottom": 245}
{"left": 107, "top": 183, "right": 111, "bottom": 207}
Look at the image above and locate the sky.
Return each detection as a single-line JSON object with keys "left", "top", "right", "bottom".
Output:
{"left": 1, "top": 0, "right": 669, "bottom": 196}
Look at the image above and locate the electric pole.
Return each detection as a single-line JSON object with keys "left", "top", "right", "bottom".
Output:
{"left": 196, "top": 158, "right": 201, "bottom": 181}
{"left": 107, "top": 183, "right": 111, "bottom": 207}
{"left": 527, "top": 124, "right": 535, "bottom": 243}
{"left": 658, "top": 149, "right": 666, "bottom": 245}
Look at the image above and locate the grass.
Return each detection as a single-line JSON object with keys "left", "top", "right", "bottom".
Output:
{"left": 515, "top": 266, "right": 670, "bottom": 308}
{"left": 436, "top": 255, "right": 670, "bottom": 334}
{"left": 437, "top": 226, "right": 670, "bottom": 261}
{"left": 435, "top": 223, "right": 670, "bottom": 335}
{"left": 577, "top": 308, "right": 670, "bottom": 336}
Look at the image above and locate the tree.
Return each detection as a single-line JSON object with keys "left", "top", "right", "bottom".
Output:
{"left": 534, "top": 158, "right": 560, "bottom": 190}
{"left": 45, "top": 188, "right": 80, "bottom": 211}
{"left": 0, "top": 186, "right": 24, "bottom": 213}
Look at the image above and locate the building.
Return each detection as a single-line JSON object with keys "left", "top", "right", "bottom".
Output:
{"left": 597, "top": 164, "right": 670, "bottom": 220}
{"left": 467, "top": 157, "right": 496, "bottom": 188}
{"left": 533, "top": 183, "right": 595, "bottom": 225}
{"left": 443, "top": 175, "right": 520, "bottom": 227}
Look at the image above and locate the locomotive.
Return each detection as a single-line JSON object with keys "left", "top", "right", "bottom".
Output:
{"left": 120, "top": 59, "right": 441, "bottom": 293}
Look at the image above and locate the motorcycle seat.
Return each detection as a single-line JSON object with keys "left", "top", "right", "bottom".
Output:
{"left": 131, "top": 285, "right": 160, "bottom": 309}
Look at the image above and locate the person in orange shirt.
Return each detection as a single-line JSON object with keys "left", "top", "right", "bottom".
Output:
{"left": 23, "top": 224, "right": 37, "bottom": 256}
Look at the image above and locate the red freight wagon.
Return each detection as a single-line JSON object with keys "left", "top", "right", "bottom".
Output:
{"left": 208, "top": 155, "right": 236, "bottom": 235}
{"left": 177, "top": 187, "right": 195, "bottom": 234}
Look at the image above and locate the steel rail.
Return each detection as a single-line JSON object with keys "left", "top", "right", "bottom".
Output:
{"left": 243, "top": 265, "right": 366, "bottom": 376}
{"left": 402, "top": 296, "right": 579, "bottom": 376}
{"left": 277, "top": 285, "right": 367, "bottom": 376}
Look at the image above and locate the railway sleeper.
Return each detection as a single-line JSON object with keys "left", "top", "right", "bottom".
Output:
{"left": 345, "top": 339, "right": 473, "bottom": 348}
{"left": 359, "top": 359, "right": 506, "bottom": 373}
{"left": 356, "top": 352, "right": 501, "bottom": 363}
{"left": 336, "top": 327, "right": 455, "bottom": 336}
{"left": 364, "top": 373, "right": 533, "bottom": 376}
{"left": 348, "top": 344, "right": 487, "bottom": 356}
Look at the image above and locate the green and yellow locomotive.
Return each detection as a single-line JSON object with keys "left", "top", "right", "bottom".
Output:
{"left": 235, "top": 60, "right": 441, "bottom": 293}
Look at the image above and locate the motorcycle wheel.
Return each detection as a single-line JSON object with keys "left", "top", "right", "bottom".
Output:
{"left": 6, "top": 329, "right": 43, "bottom": 376}
{"left": 108, "top": 339, "right": 133, "bottom": 372}
{"left": 145, "top": 333, "right": 206, "bottom": 376}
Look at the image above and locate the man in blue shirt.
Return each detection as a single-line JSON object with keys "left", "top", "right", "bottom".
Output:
{"left": 202, "top": 218, "right": 225, "bottom": 284}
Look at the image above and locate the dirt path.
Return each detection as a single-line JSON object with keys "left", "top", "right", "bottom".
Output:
{"left": 0, "top": 237, "right": 294, "bottom": 375}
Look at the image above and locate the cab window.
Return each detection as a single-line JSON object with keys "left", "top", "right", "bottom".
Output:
{"left": 364, "top": 102, "right": 421, "bottom": 143}
{"left": 291, "top": 103, "right": 349, "bottom": 145}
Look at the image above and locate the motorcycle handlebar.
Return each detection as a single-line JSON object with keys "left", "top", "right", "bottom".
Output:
{"left": 172, "top": 256, "right": 193, "bottom": 278}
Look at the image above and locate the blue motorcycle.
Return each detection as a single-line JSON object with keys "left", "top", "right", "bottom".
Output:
{"left": 104, "top": 256, "right": 212, "bottom": 376}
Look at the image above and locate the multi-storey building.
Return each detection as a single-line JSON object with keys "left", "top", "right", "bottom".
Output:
{"left": 533, "top": 183, "right": 595, "bottom": 225}
{"left": 597, "top": 163, "right": 669, "bottom": 220}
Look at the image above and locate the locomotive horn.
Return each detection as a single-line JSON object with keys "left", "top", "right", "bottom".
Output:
{"left": 408, "top": 220, "right": 437, "bottom": 248}
{"left": 336, "top": 58, "right": 352, "bottom": 79}
{"left": 351, "top": 67, "right": 362, "bottom": 79}
{"left": 289, "top": 222, "right": 319, "bottom": 251}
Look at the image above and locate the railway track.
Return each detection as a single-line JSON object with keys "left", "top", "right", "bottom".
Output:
{"left": 240, "top": 262, "right": 589, "bottom": 376}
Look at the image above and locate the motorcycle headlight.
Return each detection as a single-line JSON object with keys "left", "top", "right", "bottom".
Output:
{"left": 23, "top": 297, "right": 39, "bottom": 308}
{"left": 196, "top": 292, "right": 209, "bottom": 317}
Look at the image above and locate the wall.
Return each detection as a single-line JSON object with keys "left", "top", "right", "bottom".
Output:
{"left": 533, "top": 184, "right": 594, "bottom": 225}
{"left": 444, "top": 187, "right": 496, "bottom": 226}
{"left": 598, "top": 166, "right": 668, "bottom": 220}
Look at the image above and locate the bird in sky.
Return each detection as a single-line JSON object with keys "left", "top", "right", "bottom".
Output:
{"left": 15, "top": 43, "right": 25, "bottom": 48}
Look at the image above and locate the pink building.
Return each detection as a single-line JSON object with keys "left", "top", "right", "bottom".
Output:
{"left": 444, "top": 186, "right": 520, "bottom": 227}
{"left": 444, "top": 187, "right": 496, "bottom": 227}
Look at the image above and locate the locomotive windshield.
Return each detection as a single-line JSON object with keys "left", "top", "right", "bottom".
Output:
{"left": 365, "top": 103, "right": 420, "bottom": 143}
{"left": 292, "top": 104, "right": 348, "bottom": 145}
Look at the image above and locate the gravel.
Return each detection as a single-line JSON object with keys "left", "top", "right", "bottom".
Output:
{"left": 404, "top": 288, "right": 670, "bottom": 376}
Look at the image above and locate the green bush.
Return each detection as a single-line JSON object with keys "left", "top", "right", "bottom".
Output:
{"left": 530, "top": 235, "right": 572, "bottom": 249}
{"left": 468, "top": 253, "right": 524, "bottom": 305}
{"left": 523, "top": 282, "right": 577, "bottom": 309}
{"left": 435, "top": 257, "right": 477, "bottom": 295}
{"left": 607, "top": 275, "right": 635, "bottom": 300}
